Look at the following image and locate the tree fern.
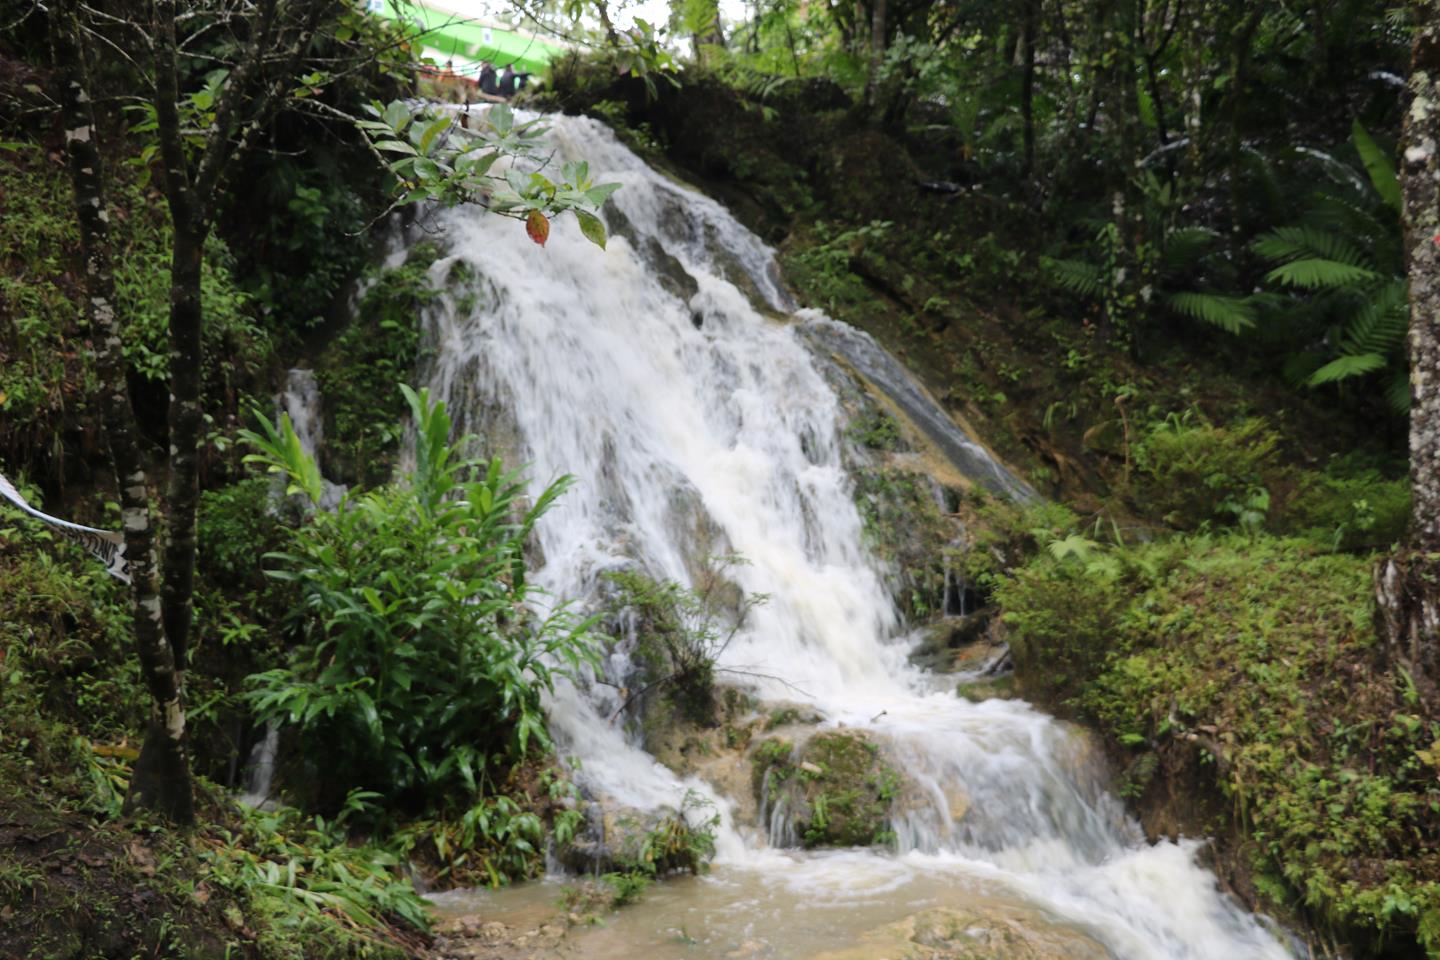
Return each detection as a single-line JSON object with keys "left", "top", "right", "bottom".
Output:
{"left": 1253, "top": 225, "right": 1370, "bottom": 269}
{"left": 1041, "top": 256, "right": 1105, "bottom": 298}
{"left": 1167, "top": 292, "right": 1256, "bottom": 333}
{"left": 1307, "top": 352, "right": 1388, "bottom": 384}
{"left": 1255, "top": 122, "right": 1409, "bottom": 410}
{"left": 1264, "top": 257, "right": 1381, "bottom": 289}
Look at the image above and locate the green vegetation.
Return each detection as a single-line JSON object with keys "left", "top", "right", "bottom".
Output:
{"left": 753, "top": 731, "right": 902, "bottom": 848}
{"left": 316, "top": 242, "right": 440, "bottom": 484}
{"left": 0, "top": 504, "right": 423, "bottom": 958}
{"left": 852, "top": 465, "right": 954, "bottom": 619}
{"left": 243, "top": 386, "right": 597, "bottom": 821}
{"left": 995, "top": 525, "right": 1439, "bottom": 952}
{"left": 606, "top": 559, "right": 764, "bottom": 727}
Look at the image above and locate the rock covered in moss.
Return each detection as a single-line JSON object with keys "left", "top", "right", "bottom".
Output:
{"left": 753, "top": 730, "right": 907, "bottom": 849}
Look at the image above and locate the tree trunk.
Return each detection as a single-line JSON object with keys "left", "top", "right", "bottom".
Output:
{"left": 153, "top": 0, "right": 206, "bottom": 681}
{"left": 1403, "top": 0, "right": 1440, "bottom": 552}
{"left": 1021, "top": 0, "right": 1038, "bottom": 176}
{"left": 1376, "top": 0, "right": 1440, "bottom": 696}
{"left": 864, "top": 0, "right": 887, "bottom": 107}
{"left": 52, "top": 0, "right": 194, "bottom": 825}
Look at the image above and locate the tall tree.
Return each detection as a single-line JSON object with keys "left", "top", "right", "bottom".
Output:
{"left": 1377, "top": 0, "right": 1440, "bottom": 692}
{"left": 51, "top": 0, "right": 195, "bottom": 823}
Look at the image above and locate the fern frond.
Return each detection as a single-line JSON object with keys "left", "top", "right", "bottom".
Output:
{"left": 1340, "top": 278, "right": 1409, "bottom": 356}
{"left": 1385, "top": 367, "right": 1411, "bottom": 412}
{"left": 1306, "top": 352, "right": 1387, "bottom": 385}
{"left": 1254, "top": 226, "right": 1370, "bottom": 268}
{"left": 1351, "top": 120, "right": 1402, "bottom": 213}
{"left": 1282, "top": 350, "right": 1326, "bottom": 388}
{"left": 1264, "top": 258, "right": 1381, "bottom": 289}
{"left": 1168, "top": 292, "right": 1256, "bottom": 333}
{"left": 1042, "top": 257, "right": 1104, "bottom": 298}
{"left": 1161, "top": 227, "right": 1221, "bottom": 271}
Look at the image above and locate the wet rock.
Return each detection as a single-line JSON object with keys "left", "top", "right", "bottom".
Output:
{"left": 755, "top": 729, "right": 909, "bottom": 849}
{"left": 811, "top": 905, "right": 1109, "bottom": 960}
{"left": 956, "top": 674, "right": 1016, "bottom": 702}
{"left": 555, "top": 800, "right": 712, "bottom": 876}
{"left": 911, "top": 611, "right": 999, "bottom": 673}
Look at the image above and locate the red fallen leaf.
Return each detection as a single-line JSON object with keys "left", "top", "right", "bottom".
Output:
{"left": 526, "top": 209, "right": 549, "bottom": 247}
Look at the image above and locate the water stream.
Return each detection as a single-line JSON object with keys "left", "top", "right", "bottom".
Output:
{"left": 405, "top": 110, "right": 1292, "bottom": 958}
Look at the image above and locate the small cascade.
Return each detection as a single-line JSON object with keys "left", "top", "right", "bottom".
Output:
{"left": 238, "top": 721, "right": 279, "bottom": 808}
{"left": 405, "top": 108, "right": 1294, "bottom": 958}
{"left": 278, "top": 368, "right": 347, "bottom": 511}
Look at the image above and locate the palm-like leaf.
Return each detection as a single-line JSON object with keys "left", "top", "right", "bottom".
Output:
{"left": 1264, "top": 258, "right": 1381, "bottom": 289}
{"left": 1351, "top": 120, "right": 1402, "bottom": 213}
{"left": 1042, "top": 256, "right": 1105, "bottom": 298}
{"left": 1254, "top": 225, "right": 1371, "bottom": 269}
{"left": 1168, "top": 292, "right": 1256, "bottom": 333}
{"left": 1307, "top": 352, "right": 1388, "bottom": 385}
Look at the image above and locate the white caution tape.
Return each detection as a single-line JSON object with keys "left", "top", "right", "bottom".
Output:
{"left": 0, "top": 472, "right": 131, "bottom": 583}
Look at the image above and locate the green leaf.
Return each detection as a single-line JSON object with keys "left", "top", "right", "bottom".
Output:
{"left": 383, "top": 100, "right": 411, "bottom": 134}
{"left": 1264, "top": 258, "right": 1380, "bottom": 289}
{"left": 1307, "top": 352, "right": 1387, "bottom": 385}
{"left": 1351, "top": 120, "right": 1401, "bottom": 213}
{"left": 576, "top": 211, "right": 607, "bottom": 250}
{"left": 1168, "top": 292, "right": 1256, "bottom": 333}
{"left": 584, "top": 182, "right": 622, "bottom": 207}
{"left": 374, "top": 139, "right": 417, "bottom": 155}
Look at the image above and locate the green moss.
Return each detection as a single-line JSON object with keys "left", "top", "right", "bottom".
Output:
{"left": 853, "top": 466, "right": 953, "bottom": 619}
{"left": 755, "top": 731, "right": 902, "bottom": 849}
{"left": 316, "top": 242, "right": 442, "bottom": 485}
{"left": 0, "top": 145, "right": 267, "bottom": 477}
{"left": 845, "top": 408, "right": 906, "bottom": 452}
{"left": 996, "top": 534, "right": 1440, "bottom": 951}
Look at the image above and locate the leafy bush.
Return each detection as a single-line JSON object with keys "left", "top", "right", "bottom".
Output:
{"left": 316, "top": 243, "right": 441, "bottom": 485}
{"left": 605, "top": 560, "right": 764, "bottom": 727}
{"left": 205, "top": 798, "right": 431, "bottom": 942}
{"left": 1276, "top": 467, "right": 1411, "bottom": 551}
{"left": 1131, "top": 412, "right": 1279, "bottom": 530}
{"left": 996, "top": 535, "right": 1440, "bottom": 951}
{"left": 0, "top": 498, "right": 141, "bottom": 742}
{"left": 243, "top": 386, "right": 597, "bottom": 820}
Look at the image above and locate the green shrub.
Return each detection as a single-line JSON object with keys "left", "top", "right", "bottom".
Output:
{"left": 1131, "top": 413, "right": 1280, "bottom": 530}
{"left": 1277, "top": 467, "right": 1410, "bottom": 551}
{"left": 0, "top": 501, "right": 141, "bottom": 743}
{"left": 243, "top": 386, "right": 598, "bottom": 820}
{"left": 605, "top": 561, "right": 762, "bottom": 727}
{"left": 316, "top": 244, "right": 441, "bottom": 485}
{"left": 996, "top": 534, "right": 1440, "bottom": 950}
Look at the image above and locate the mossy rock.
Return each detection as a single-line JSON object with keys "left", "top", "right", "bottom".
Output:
{"left": 753, "top": 730, "right": 905, "bottom": 849}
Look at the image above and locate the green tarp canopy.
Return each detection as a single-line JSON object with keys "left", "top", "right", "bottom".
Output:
{"left": 370, "top": 0, "right": 565, "bottom": 77}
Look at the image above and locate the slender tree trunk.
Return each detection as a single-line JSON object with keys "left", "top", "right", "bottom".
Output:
{"left": 52, "top": 0, "right": 194, "bottom": 824}
{"left": 152, "top": 0, "right": 206, "bottom": 682}
{"left": 1021, "top": 0, "right": 1038, "bottom": 176}
{"left": 1403, "top": 2, "right": 1440, "bottom": 550}
{"left": 864, "top": 0, "right": 887, "bottom": 107}
{"left": 1376, "top": 0, "right": 1440, "bottom": 694}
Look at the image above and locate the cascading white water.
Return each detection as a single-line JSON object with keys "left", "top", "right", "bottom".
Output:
{"left": 414, "top": 110, "right": 1295, "bottom": 959}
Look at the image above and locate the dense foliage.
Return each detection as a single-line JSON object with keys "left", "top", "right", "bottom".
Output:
{"left": 243, "top": 386, "right": 597, "bottom": 820}
{"left": 996, "top": 525, "right": 1440, "bottom": 952}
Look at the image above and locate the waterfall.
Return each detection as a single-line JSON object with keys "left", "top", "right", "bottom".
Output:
{"left": 412, "top": 110, "right": 1294, "bottom": 959}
